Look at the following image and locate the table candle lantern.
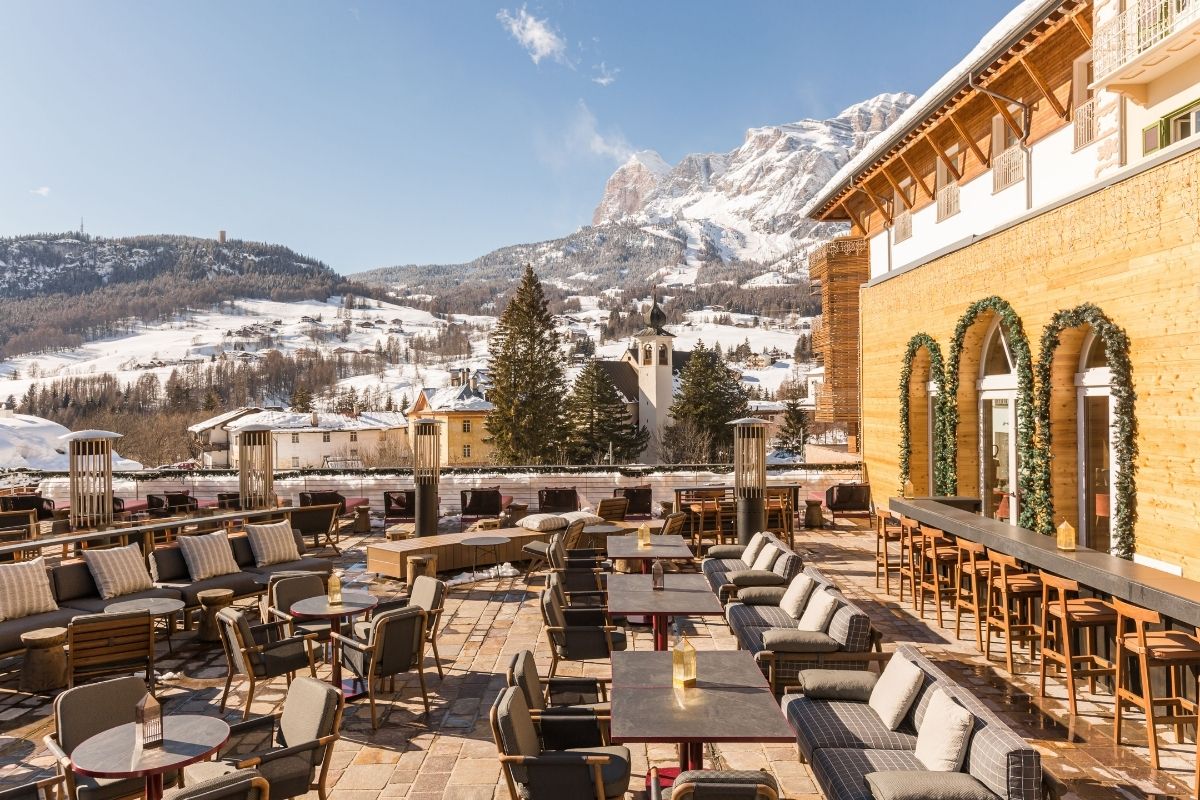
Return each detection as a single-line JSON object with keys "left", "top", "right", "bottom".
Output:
{"left": 136, "top": 693, "right": 163, "bottom": 748}
{"left": 1056, "top": 520, "right": 1077, "bottom": 552}
{"left": 672, "top": 636, "right": 697, "bottom": 688}
{"left": 902, "top": 479, "right": 914, "bottom": 499}
{"left": 637, "top": 523, "right": 651, "bottom": 549}
{"left": 651, "top": 559, "right": 665, "bottom": 590}
{"left": 327, "top": 572, "right": 343, "bottom": 604}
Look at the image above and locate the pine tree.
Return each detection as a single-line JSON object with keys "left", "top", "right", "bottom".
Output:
{"left": 667, "top": 340, "right": 748, "bottom": 461}
{"left": 485, "top": 265, "right": 568, "bottom": 464}
{"left": 565, "top": 361, "right": 649, "bottom": 463}
{"left": 775, "top": 398, "right": 809, "bottom": 459}
{"left": 202, "top": 389, "right": 221, "bottom": 411}
{"left": 290, "top": 386, "right": 314, "bottom": 412}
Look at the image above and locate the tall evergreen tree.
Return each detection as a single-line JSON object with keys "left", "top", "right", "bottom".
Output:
{"left": 775, "top": 398, "right": 809, "bottom": 459}
{"left": 485, "top": 265, "right": 568, "bottom": 464}
{"left": 290, "top": 385, "right": 314, "bottom": 412}
{"left": 667, "top": 340, "right": 748, "bottom": 462}
{"left": 565, "top": 361, "right": 649, "bottom": 464}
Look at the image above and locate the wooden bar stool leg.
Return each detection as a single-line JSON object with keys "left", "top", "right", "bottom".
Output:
{"left": 1139, "top": 648, "right": 1161, "bottom": 769}
{"left": 1062, "top": 615, "right": 1079, "bottom": 717}
{"left": 1113, "top": 640, "right": 1127, "bottom": 746}
{"left": 954, "top": 565, "right": 965, "bottom": 641}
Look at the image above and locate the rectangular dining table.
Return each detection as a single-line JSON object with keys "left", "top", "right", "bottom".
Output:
{"left": 605, "top": 534, "right": 695, "bottom": 565}
{"left": 609, "top": 650, "right": 794, "bottom": 774}
{"left": 606, "top": 573, "right": 724, "bottom": 650}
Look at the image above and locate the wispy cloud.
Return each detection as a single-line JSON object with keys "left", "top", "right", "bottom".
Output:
{"left": 569, "top": 100, "right": 632, "bottom": 163}
{"left": 497, "top": 6, "right": 570, "bottom": 66}
{"left": 29, "top": 186, "right": 50, "bottom": 197}
{"left": 591, "top": 62, "right": 619, "bottom": 87}
{"left": 348, "top": 6, "right": 360, "bottom": 22}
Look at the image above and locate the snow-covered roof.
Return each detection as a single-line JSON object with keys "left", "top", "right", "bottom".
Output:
{"left": 187, "top": 407, "right": 263, "bottom": 434}
{"left": 228, "top": 410, "right": 408, "bottom": 433}
{"left": 0, "top": 413, "right": 142, "bottom": 471}
{"left": 804, "top": 0, "right": 1062, "bottom": 218}
{"left": 749, "top": 400, "right": 787, "bottom": 414}
{"left": 420, "top": 384, "right": 493, "bottom": 413}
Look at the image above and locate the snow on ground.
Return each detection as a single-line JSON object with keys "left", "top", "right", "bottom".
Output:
{"left": 0, "top": 413, "right": 142, "bottom": 470}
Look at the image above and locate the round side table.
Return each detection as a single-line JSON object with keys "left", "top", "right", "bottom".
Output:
{"left": 19, "top": 627, "right": 67, "bottom": 693}
{"left": 462, "top": 535, "right": 511, "bottom": 582}
{"left": 804, "top": 499, "right": 825, "bottom": 530}
{"left": 196, "top": 589, "right": 235, "bottom": 643}
{"left": 354, "top": 505, "right": 371, "bottom": 534}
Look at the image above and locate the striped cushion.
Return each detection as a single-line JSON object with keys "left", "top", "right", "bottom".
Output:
{"left": 177, "top": 532, "right": 241, "bottom": 581}
{"left": 0, "top": 557, "right": 58, "bottom": 620}
{"left": 245, "top": 521, "right": 300, "bottom": 567}
{"left": 82, "top": 543, "right": 153, "bottom": 600}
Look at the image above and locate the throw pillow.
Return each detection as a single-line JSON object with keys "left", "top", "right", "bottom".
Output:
{"left": 516, "top": 513, "right": 570, "bottom": 532}
{"left": 798, "top": 669, "right": 878, "bottom": 702}
{"left": 864, "top": 771, "right": 994, "bottom": 800}
{"left": 796, "top": 589, "right": 839, "bottom": 632}
{"left": 0, "top": 557, "right": 58, "bottom": 620}
{"left": 869, "top": 654, "right": 926, "bottom": 730}
{"left": 82, "top": 543, "right": 153, "bottom": 600}
{"left": 751, "top": 544, "right": 781, "bottom": 571}
{"left": 780, "top": 574, "right": 818, "bottom": 619}
{"left": 560, "top": 510, "right": 605, "bottom": 525}
{"left": 736, "top": 586, "right": 787, "bottom": 605}
{"left": 245, "top": 521, "right": 301, "bottom": 567}
{"left": 177, "top": 532, "right": 241, "bottom": 581}
{"left": 741, "top": 532, "right": 769, "bottom": 566}
{"left": 914, "top": 688, "right": 975, "bottom": 772}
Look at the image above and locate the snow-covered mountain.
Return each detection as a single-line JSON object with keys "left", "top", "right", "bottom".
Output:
{"left": 592, "top": 92, "right": 915, "bottom": 268}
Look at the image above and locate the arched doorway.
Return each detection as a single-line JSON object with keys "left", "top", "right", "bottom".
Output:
{"left": 979, "top": 317, "right": 1019, "bottom": 524}
{"left": 1077, "top": 331, "right": 1114, "bottom": 552}
{"left": 899, "top": 334, "right": 944, "bottom": 497}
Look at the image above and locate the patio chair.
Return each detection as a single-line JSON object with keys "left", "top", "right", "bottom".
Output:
{"left": 0, "top": 493, "right": 56, "bottom": 521}
{"left": 44, "top": 677, "right": 179, "bottom": 800}
{"left": 595, "top": 497, "right": 627, "bottom": 522}
{"left": 549, "top": 569, "right": 607, "bottom": 610}
{"left": 660, "top": 512, "right": 688, "bottom": 538}
{"left": 66, "top": 610, "right": 156, "bottom": 691}
{"left": 460, "top": 487, "right": 507, "bottom": 530}
{"left": 186, "top": 677, "right": 342, "bottom": 800}
{"left": 540, "top": 587, "right": 625, "bottom": 677}
{"left": 538, "top": 487, "right": 579, "bottom": 514}
{"left": 286, "top": 504, "right": 341, "bottom": 553}
{"left": 648, "top": 767, "right": 779, "bottom": 800}
{"left": 0, "top": 777, "right": 63, "bottom": 800}
{"left": 506, "top": 649, "right": 607, "bottom": 747}
{"left": 353, "top": 575, "right": 447, "bottom": 678}
{"left": 383, "top": 490, "right": 416, "bottom": 522}
{"left": 147, "top": 491, "right": 199, "bottom": 518}
{"left": 164, "top": 770, "right": 268, "bottom": 800}
{"left": 614, "top": 486, "right": 652, "bottom": 519}
{"left": 333, "top": 605, "right": 430, "bottom": 729}
{"left": 298, "top": 491, "right": 347, "bottom": 514}
{"left": 824, "top": 483, "right": 872, "bottom": 525}
{"left": 490, "top": 685, "right": 631, "bottom": 800}
{"left": 216, "top": 606, "right": 319, "bottom": 719}
{"left": 217, "top": 493, "right": 243, "bottom": 510}
{"left": 268, "top": 574, "right": 333, "bottom": 644}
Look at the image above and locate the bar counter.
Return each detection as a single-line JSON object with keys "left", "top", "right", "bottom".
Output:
{"left": 890, "top": 497, "right": 1200, "bottom": 628}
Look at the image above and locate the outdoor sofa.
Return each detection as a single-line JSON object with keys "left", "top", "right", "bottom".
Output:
{"left": 783, "top": 643, "right": 1043, "bottom": 800}
{"left": 701, "top": 531, "right": 804, "bottom": 601}
{"left": 824, "top": 482, "right": 873, "bottom": 524}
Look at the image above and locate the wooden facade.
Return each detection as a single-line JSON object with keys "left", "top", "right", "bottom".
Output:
{"left": 808, "top": 237, "right": 869, "bottom": 448}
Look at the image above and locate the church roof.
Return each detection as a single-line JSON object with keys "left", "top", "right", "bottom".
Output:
{"left": 594, "top": 360, "right": 639, "bottom": 404}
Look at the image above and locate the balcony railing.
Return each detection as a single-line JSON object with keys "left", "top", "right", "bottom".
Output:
{"left": 1094, "top": 0, "right": 1200, "bottom": 82}
{"left": 1074, "top": 97, "right": 1099, "bottom": 150}
{"left": 992, "top": 145, "right": 1026, "bottom": 193}
{"left": 936, "top": 182, "right": 960, "bottom": 221}
{"left": 894, "top": 209, "right": 913, "bottom": 243}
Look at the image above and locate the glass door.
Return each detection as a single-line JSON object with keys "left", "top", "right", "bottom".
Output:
{"left": 981, "top": 393, "right": 1018, "bottom": 524}
{"left": 1080, "top": 390, "right": 1113, "bottom": 552}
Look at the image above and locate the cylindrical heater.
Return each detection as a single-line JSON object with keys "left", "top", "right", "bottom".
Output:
{"left": 237, "top": 425, "right": 275, "bottom": 510}
{"left": 413, "top": 420, "right": 442, "bottom": 537}
{"left": 63, "top": 430, "right": 123, "bottom": 530}
{"left": 730, "top": 417, "right": 769, "bottom": 545}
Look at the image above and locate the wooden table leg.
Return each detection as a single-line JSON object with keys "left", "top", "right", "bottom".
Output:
{"left": 145, "top": 773, "right": 165, "bottom": 800}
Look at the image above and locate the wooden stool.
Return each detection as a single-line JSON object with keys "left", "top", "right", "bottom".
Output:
{"left": 196, "top": 589, "right": 234, "bottom": 643}
{"left": 874, "top": 513, "right": 903, "bottom": 593}
{"left": 19, "top": 627, "right": 67, "bottom": 693}
{"left": 897, "top": 516, "right": 922, "bottom": 607}
{"left": 954, "top": 540, "right": 992, "bottom": 651}
{"left": 354, "top": 505, "right": 371, "bottom": 533}
{"left": 984, "top": 552, "right": 1043, "bottom": 674}
{"left": 1038, "top": 573, "right": 1116, "bottom": 717}
{"left": 803, "top": 499, "right": 824, "bottom": 529}
{"left": 1112, "top": 597, "right": 1200, "bottom": 769}
{"left": 407, "top": 554, "right": 438, "bottom": 586}
{"left": 916, "top": 525, "right": 957, "bottom": 627}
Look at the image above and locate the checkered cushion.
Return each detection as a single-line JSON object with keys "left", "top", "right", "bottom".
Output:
{"left": 782, "top": 694, "right": 917, "bottom": 762}
{"left": 772, "top": 551, "right": 803, "bottom": 580}
{"left": 803, "top": 565, "right": 835, "bottom": 587}
{"left": 701, "top": 558, "right": 745, "bottom": 593}
{"left": 828, "top": 602, "right": 872, "bottom": 652}
{"left": 737, "top": 625, "right": 867, "bottom": 686}
{"left": 726, "top": 601, "right": 795, "bottom": 630}
{"left": 811, "top": 748, "right": 926, "bottom": 800}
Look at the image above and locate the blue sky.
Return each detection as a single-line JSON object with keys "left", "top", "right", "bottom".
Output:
{"left": 1, "top": 1, "right": 1015, "bottom": 274}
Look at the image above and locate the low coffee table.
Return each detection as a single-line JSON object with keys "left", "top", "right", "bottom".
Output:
{"left": 462, "top": 535, "right": 510, "bottom": 581}
{"left": 105, "top": 598, "right": 186, "bottom": 654}
{"left": 606, "top": 573, "right": 723, "bottom": 650}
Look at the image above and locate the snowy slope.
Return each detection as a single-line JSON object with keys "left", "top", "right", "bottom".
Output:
{"left": 0, "top": 413, "right": 142, "bottom": 471}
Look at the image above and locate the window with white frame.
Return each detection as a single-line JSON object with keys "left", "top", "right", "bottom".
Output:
{"left": 322, "top": 432, "right": 330, "bottom": 443}
{"left": 462, "top": 419, "right": 472, "bottom": 433}
{"left": 290, "top": 433, "right": 299, "bottom": 444}
{"left": 291, "top": 456, "right": 299, "bottom": 468}
{"left": 462, "top": 444, "right": 472, "bottom": 458}
{"left": 350, "top": 432, "right": 358, "bottom": 442}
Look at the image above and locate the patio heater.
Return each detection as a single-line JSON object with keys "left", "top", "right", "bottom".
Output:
{"left": 729, "top": 417, "right": 769, "bottom": 545}
{"left": 62, "top": 430, "right": 122, "bottom": 530}
{"left": 237, "top": 424, "right": 275, "bottom": 510}
{"left": 413, "top": 419, "right": 442, "bottom": 537}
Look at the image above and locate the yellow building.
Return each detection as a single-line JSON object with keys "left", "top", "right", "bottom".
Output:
{"left": 805, "top": 0, "right": 1200, "bottom": 576}
{"left": 407, "top": 383, "right": 494, "bottom": 467}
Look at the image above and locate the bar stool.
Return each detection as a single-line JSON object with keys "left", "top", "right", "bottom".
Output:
{"left": 1112, "top": 597, "right": 1200, "bottom": 770}
{"left": 984, "top": 552, "right": 1043, "bottom": 674}
{"left": 954, "top": 540, "right": 991, "bottom": 651}
{"left": 916, "top": 525, "right": 957, "bottom": 627}
{"left": 874, "top": 512, "right": 903, "bottom": 593}
{"left": 897, "top": 516, "right": 922, "bottom": 607}
{"left": 1037, "top": 573, "right": 1116, "bottom": 717}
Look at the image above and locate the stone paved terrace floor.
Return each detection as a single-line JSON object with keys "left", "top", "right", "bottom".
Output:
{"left": 0, "top": 523, "right": 1194, "bottom": 799}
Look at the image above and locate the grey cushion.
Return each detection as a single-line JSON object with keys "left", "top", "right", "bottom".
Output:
{"left": 828, "top": 603, "right": 874, "bottom": 651}
{"left": 665, "top": 770, "right": 779, "bottom": 799}
{"left": 705, "top": 545, "right": 746, "bottom": 560}
{"left": 564, "top": 745, "right": 631, "bottom": 798}
{"left": 727, "top": 602, "right": 795, "bottom": 630}
{"left": 0, "top": 608, "right": 80, "bottom": 653}
{"left": 60, "top": 586, "right": 183, "bottom": 614}
{"left": 798, "top": 669, "right": 878, "bottom": 702}
{"left": 864, "top": 771, "right": 995, "bottom": 800}
{"left": 729, "top": 570, "right": 787, "bottom": 588}
{"left": 761, "top": 628, "right": 840, "bottom": 653}
{"left": 735, "top": 586, "right": 786, "bottom": 606}
{"left": 51, "top": 561, "right": 101, "bottom": 603}
{"left": 783, "top": 694, "right": 918, "bottom": 763}
{"left": 160, "top": 571, "right": 264, "bottom": 607}
{"left": 812, "top": 748, "right": 925, "bottom": 800}
{"left": 149, "top": 547, "right": 190, "bottom": 583}
{"left": 229, "top": 536, "right": 257, "bottom": 568}
{"left": 245, "top": 558, "right": 333, "bottom": 577}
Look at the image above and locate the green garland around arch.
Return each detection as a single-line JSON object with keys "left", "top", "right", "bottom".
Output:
{"left": 936, "top": 297, "right": 1039, "bottom": 529}
{"left": 1033, "top": 304, "right": 1137, "bottom": 558}
{"left": 898, "top": 333, "right": 945, "bottom": 493}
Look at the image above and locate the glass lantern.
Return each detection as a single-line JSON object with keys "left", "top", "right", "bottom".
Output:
{"left": 651, "top": 559, "right": 665, "bottom": 590}
{"left": 136, "top": 693, "right": 163, "bottom": 748}
{"left": 1056, "top": 520, "right": 1077, "bottom": 552}
{"left": 327, "top": 571, "right": 343, "bottom": 604}
{"left": 902, "top": 479, "right": 914, "bottom": 499}
{"left": 636, "top": 522, "right": 651, "bottom": 549}
{"left": 672, "top": 636, "right": 697, "bottom": 688}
